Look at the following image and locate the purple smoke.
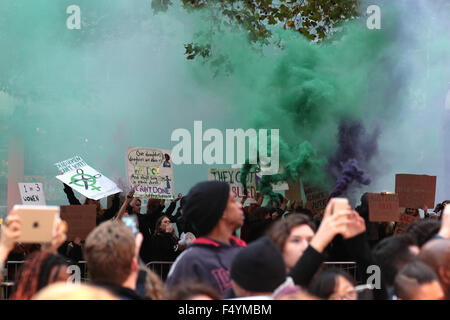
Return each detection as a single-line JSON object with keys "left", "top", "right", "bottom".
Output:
{"left": 327, "top": 120, "right": 380, "bottom": 198}
{"left": 329, "top": 159, "right": 371, "bottom": 198}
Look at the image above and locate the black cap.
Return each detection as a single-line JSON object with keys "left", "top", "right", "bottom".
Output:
{"left": 183, "top": 181, "right": 230, "bottom": 236}
{"left": 231, "top": 236, "right": 286, "bottom": 293}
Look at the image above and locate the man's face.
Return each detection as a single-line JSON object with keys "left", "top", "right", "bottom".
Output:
{"left": 221, "top": 191, "right": 244, "bottom": 230}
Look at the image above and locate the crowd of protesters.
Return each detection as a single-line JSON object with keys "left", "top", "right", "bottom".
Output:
{"left": 0, "top": 180, "right": 449, "bottom": 300}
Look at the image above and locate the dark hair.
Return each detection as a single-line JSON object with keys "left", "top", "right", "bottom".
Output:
{"left": 167, "top": 280, "right": 221, "bottom": 300}
{"left": 308, "top": 269, "right": 355, "bottom": 299}
{"left": 267, "top": 213, "right": 316, "bottom": 252}
{"left": 372, "top": 233, "right": 418, "bottom": 287}
{"left": 248, "top": 207, "right": 270, "bottom": 223}
{"left": 394, "top": 260, "right": 441, "bottom": 300}
{"left": 155, "top": 215, "right": 171, "bottom": 235}
{"left": 405, "top": 219, "right": 441, "bottom": 247}
{"left": 11, "top": 252, "right": 69, "bottom": 300}
{"left": 164, "top": 153, "right": 170, "bottom": 161}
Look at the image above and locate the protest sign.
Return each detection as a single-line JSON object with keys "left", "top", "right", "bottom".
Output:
{"left": 126, "top": 147, "right": 175, "bottom": 200}
{"left": 394, "top": 208, "right": 420, "bottom": 234}
{"left": 285, "top": 179, "right": 302, "bottom": 201}
{"left": 255, "top": 171, "right": 288, "bottom": 192}
{"left": 208, "top": 168, "right": 258, "bottom": 199}
{"left": 55, "top": 156, "right": 122, "bottom": 200}
{"left": 18, "top": 183, "right": 46, "bottom": 205}
{"left": 24, "top": 176, "right": 60, "bottom": 201}
{"left": 395, "top": 174, "right": 437, "bottom": 209}
{"left": 60, "top": 205, "right": 97, "bottom": 241}
{"left": 54, "top": 156, "right": 87, "bottom": 174}
{"left": 368, "top": 193, "right": 400, "bottom": 222}
{"left": 303, "top": 184, "right": 329, "bottom": 216}
{"left": 272, "top": 180, "right": 289, "bottom": 191}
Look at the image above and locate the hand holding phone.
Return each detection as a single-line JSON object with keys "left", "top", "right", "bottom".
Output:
{"left": 332, "top": 198, "right": 349, "bottom": 215}
{"left": 122, "top": 216, "right": 139, "bottom": 235}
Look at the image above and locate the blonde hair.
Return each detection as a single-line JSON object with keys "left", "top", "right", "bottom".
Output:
{"left": 143, "top": 267, "right": 167, "bottom": 300}
{"left": 84, "top": 221, "right": 135, "bottom": 286}
{"left": 33, "top": 283, "right": 117, "bottom": 300}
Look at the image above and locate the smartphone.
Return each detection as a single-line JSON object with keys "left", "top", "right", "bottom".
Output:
{"left": 122, "top": 215, "right": 139, "bottom": 235}
{"left": 332, "top": 198, "right": 349, "bottom": 215}
{"left": 14, "top": 205, "right": 60, "bottom": 243}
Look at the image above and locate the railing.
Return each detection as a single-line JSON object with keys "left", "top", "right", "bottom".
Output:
{"left": 1, "top": 260, "right": 89, "bottom": 300}
{"left": 145, "top": 261, "right": 174, "bottom": 281}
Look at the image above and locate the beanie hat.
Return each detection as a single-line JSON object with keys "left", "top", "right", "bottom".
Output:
{"left": 183, "top": 181, "right": 230, "bottom": 236}
{"left": 231, "top": 236, "right": 286, "bottom": 293}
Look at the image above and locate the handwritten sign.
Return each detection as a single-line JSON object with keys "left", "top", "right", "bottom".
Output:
{"left": 60, "top": 205, "right": 97, "bottom": 241}
{"left": 208, "top": 168, "right": 258, "bottom": 200}
{"left": 304, "top": 185, "right": 329, "bottom": 216}
{"left": 54, "top": 156, "right": 87, "bottom": 174}
{"left": 367, "top": 193, "right": 400, "bottom": 222}
{"left": 395, "top": 174, "right": 437, "bottom": 209}
{"left": 394, "top": 208, "right": 420, "bottom": 234}
{"left": 18, "top": 183, "right": 46, "bottom": 205}
{"left": 126, "top": 147, "right": 174, "bottom": 200}
{"left": 55, "top": 157, "right": 122, "bottom": 200}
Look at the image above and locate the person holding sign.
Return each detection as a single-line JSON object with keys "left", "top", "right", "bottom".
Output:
{"left": 0, "top": 211, "right": 22, "bottom": 283}
{"left": 63, "top": 183, "right": 120, "bottom": 226}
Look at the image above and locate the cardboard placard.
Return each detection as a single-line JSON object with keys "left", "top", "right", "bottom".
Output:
{"left": 368, "top": 193, "right": 400, "bottom": 222}
{"left": 126, "top": 147, "right": 175, "bottom": 200}
{"left": 394, "top": 208, "right": 420, "bottom": 234}
{"left": 395, "top": 174, "right": 437, "bottom": 209}
{"left": 208, "top": 168, "right": 258, "bottom": 200}
{"left": 285, "top": 179, "right": 302, "bottom": 201}
{"left": 303, "top": 185, "right": 329, "bottom": 216}
{"left": 60, "top": 205, "right": 97, "bottom": 241}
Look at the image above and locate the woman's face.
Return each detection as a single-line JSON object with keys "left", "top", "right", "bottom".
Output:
{"left": 160, "top": 217, "right": 172, "bottom": 232}
{"left": 282, "top": 224, "right": 314, "bottom": 272}
{"left": 133, "top": 200, "right": 141, "bottom": 214}
{"left": 329, "top": 275, "right": 357, "bottom": 300}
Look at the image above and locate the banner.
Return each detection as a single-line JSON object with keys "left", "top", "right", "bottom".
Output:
{"left": 55, "top": 156, "right": 122, "bottom": 200}
{"left": 395, "top": 174, "right": 437, "bottom": 209}
{"left": 126, "top": 147, "right": 174, "bottom": 200}
{"left": 368, "top": 193, "right": 400, "bottom": 222}
{"left": 208, "top": 168, "right": 258, "bottom": 199}
{"left": 18, "top": 183, "right": 46, "bottom": 205}
{"left": 394, "top": 208, "right": 420, "bottom": 234}
{"left": 60, "top": 205, "right": 97, "bottom": 241}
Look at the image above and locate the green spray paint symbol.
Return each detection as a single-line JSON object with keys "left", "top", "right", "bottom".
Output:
{"left": 70, "top": 169, "right": 102, "bottom": 191}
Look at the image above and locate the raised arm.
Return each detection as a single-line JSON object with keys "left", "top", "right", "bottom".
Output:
{"left": 0, "top": 210, "right": 22, "bottom": 281}
{"left": 63, "top": 183, "right": 81, "bottom": 205}
{"left": 289, "top": 199, "right": 353, "bottom": 286}
{"left": 114, "top": 190, "right": 135, "bottom": 221}
{"left": 165, "top": 193, "right": 182, "bottom": 218}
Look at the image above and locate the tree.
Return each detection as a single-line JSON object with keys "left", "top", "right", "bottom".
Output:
{"left": 152, "top": 0, "right": 360, "bottom": 60}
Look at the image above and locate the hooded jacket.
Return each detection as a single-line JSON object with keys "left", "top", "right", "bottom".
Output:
{"left": 165, "top": 236, "right": 246, "bottom": 299}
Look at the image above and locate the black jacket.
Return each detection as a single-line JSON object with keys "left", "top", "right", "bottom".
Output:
{"left": 91, "top": 282, "right": 147, "bottom": 300}
{"left": 150, "top": 232, "right": 181, "bottom": 262}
